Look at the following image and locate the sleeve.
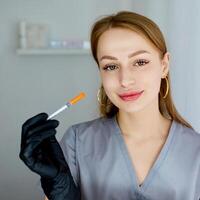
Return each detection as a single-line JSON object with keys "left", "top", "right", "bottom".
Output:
{"left": 59, "top": 125, "right": 80, "bottom": 187}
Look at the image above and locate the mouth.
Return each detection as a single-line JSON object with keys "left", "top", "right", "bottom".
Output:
{"left": 118, "top": 90, "right": 144, "bottom": 101}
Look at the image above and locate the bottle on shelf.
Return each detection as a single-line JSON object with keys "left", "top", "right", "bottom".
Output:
{"left": 19, "top": 21, "right": 27, "bottom": 49}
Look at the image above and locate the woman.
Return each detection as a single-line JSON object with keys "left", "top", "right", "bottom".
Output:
{"left": 20, "top": 11, "right": 200, "bottom": 200}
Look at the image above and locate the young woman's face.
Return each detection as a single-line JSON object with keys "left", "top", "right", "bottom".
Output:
{"left": 97, "top": 28, "right": 169, "bottom": 114}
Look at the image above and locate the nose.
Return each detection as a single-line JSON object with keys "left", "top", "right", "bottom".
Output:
{"left": 119, "top": 67, "right": 136, "bottom": 88}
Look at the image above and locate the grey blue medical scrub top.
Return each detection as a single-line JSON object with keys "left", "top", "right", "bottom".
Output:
{"left": 59, "top": 116, "right": 200, "bottom": 200}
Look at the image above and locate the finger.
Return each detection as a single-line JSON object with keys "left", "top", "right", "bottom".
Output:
{"left": 26, "top": 128, "right": 57, "bottom": 145}
{"left": 20, "top": 151, "right": 58, "bottom": 178}
{"left": 22, "top": 113, "right": 48, "bottom": 132}
{"left": 21, "top": 119, "right": 59, "bottom": 150}
{"left": 25, "top": 120, "right": 59, "bottom": 139}
{"left": 20, "top": 129, "right": 56, "bottom": 162}
{"left": 21, "top": 113, "right": 48, "bottom": 146}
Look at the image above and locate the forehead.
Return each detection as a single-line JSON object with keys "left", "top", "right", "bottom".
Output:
{"left": 97, "top": 28, "right": 158, "bottom": 59}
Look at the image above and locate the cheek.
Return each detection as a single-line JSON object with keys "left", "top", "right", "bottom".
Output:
{"left": 101, "top": 74, "right": 117, "bottom": 91}
{"left": 147, "top": 70, "right": 162, "bottom": 94}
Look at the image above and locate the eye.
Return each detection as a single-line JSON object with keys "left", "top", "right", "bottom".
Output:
{"left": 102, "top": 64, "right": 118, "bottom": 71}
{"left": 134, "top": 59, "right": 149, "bottom": 67}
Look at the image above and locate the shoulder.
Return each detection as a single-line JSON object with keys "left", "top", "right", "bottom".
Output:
{"left": 71, "top": 116, "right": 109, "bottom": 131}
{"left": 174, "top": 120, "right": 200, "bottom": 149}
{"left": 60, "top": 116, "right": 115, "bottom": 156}
{"left": 175, "top": 120, "right": 200, "bottom": 139}
{"left": 62, "top": 116, "right": 115, "bottom": 141}
{"left": 71, "top": 116, "right": 114, "bottom": 138}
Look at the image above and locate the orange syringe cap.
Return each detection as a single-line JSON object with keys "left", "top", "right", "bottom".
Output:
{"left": 69, "top": 92, "right": 86, "bottom": 105}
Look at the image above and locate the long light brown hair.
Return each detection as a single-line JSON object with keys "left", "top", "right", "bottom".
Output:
{"left": 90, "top": 11, "right": 193, "bottom": 129}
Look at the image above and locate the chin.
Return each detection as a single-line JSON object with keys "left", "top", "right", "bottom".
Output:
{"left": 121, "top": 107, "right": 143, "bottom": 114}
{"left": 115, "top": 103, "right": 144, "bottom": 114}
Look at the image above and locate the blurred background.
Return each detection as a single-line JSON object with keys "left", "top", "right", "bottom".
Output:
{"left": 0, "top": 0, "right": 200, "bottom": 199}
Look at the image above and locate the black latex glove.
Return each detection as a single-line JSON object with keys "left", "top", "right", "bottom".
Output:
{"left": 19, "top": 113, "right": 81, "bottom": 200}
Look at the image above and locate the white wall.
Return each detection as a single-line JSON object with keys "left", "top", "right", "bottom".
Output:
{"left": 167, "top": 0, "right": 200, "bottom": 130}
{"left": 1, "top": 0, "right": 199, "bottom": 199}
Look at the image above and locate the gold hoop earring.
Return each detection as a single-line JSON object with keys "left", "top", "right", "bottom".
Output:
{"left": 163, "top": 77, "right": 169, "bottom": 99}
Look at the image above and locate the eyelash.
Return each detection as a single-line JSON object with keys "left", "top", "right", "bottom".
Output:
{"left": 102, "top": 59, "right": 149, "bottom": 71}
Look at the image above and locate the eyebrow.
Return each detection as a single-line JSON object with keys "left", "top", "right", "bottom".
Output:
{"left": 99, "top": 50, "right": 150, "bottom": 61}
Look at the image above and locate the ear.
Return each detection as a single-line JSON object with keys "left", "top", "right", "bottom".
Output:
{"left": 161, "top": 52, "right": 170, "bottom": 78}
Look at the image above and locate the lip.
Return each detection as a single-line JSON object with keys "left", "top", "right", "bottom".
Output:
{"left": 119, "top": 90, "right": 144, "bottom": 97}
{"left": 119, "top": 90, "right": 144, "bottom": 101}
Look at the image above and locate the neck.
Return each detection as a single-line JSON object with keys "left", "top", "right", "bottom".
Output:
{"left": 116, "top": 100, "right": 171, "bottom": 141}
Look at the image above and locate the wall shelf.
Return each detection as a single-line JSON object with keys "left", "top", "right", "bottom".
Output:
{"left": 16, "top": 48, "right": 91, "bottom": 55}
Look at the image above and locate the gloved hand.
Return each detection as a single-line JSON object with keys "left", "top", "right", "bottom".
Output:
{"left": 19, "top": 113, "right": 81, "bottom": 200}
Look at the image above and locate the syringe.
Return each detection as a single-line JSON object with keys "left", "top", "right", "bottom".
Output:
{"left": 47, "top": 92, "right": 86, "bottom": 120}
